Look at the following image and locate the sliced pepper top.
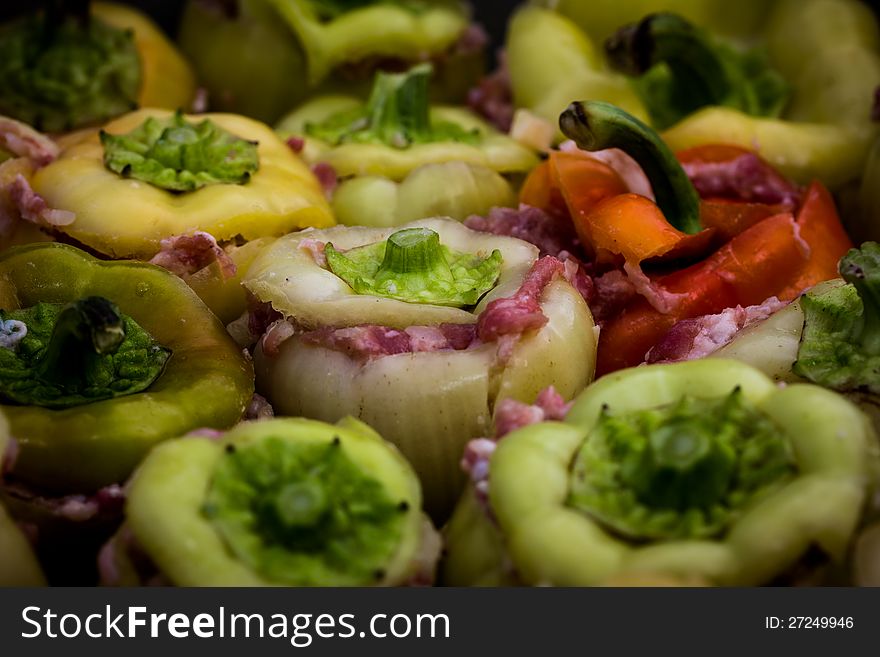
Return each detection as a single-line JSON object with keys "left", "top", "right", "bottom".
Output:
{"left": 101, "top": 111, "right": 260, "bottom": 192}
{"left": 569, "top": 388, "right": 795, "bottom": 540}
{"left": 0, "top": 296, "right": 169, "bottom": 409}
{"left": 203, "top": 433, "right": 407, "bottom": 586}
{"left": 325, "top": 227, "right": 502, "bottom": 307}
{"left": 606, "top": 13, "right": 789, "bottom": 131}
{"left": 0, "top": 4, "right": 141, "bottom": 133}
{"left": 795, "top": 242, "right": 880, "bottom": 393}
{"left": 306, "top": 64, "right": 478, "bottom": 149}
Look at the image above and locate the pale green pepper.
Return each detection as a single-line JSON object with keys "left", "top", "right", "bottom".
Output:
{"left": 277, "top": 64, "right": 537, "bottom": 227}
{"left": 244, "top": 218, "right": 598, "bottom": 517}
{"left": 100, "top": 417, "right": 439, "bottom": 586}
{"left": 178, "top": 0, "right": 482, "bottom": 124}
{"left": 443, "top": 360, "right": 877, "bottom": 586}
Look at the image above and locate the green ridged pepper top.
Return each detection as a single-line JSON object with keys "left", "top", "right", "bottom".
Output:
{"left": 0, "top": 243, "right": 254, "bottom": 494}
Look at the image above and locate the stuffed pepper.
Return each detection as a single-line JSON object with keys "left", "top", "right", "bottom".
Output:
{"left": 0, "top": 411, "right": 45, "bottom": 587}
{"left": 0, "top": 1, "right": 196, "bottom": 133}
{"left": 16, "top": 108, "right": 333, "bottom": 322}
{"left": 99, "top": 417, "right": 440, "bottom": 586}
{"left": 503, "top": 0, "right": 880, "bottom": 190}
{"left": 178, "top": 0, "right": 485, "bottom": 123}
{"left": 241, "top": 218, "right": 598, "bottom": 516}
{"left": 443, "top": 359, "right": 877, "bottom": 586}
{"left": 512, "top": 100, "right": 849, "bottom": 375}
{"left": 276, "top": 64, "right": 538, "bottom": 228}
{"left": 0, "top": 243, "right": 253, "bottom": 581}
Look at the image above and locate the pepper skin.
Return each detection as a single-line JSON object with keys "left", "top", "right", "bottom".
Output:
{"left": 443, "top": 359, "right": 877, "bottom": 586}
{"left": 102, "top": 417, "right": 438, "bottom": 586}
{"left": 0, "top": 243, "right": 253, "bottom": 494}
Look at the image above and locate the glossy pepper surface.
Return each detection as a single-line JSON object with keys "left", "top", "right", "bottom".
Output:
{"left": 30, "top": 108, "right": 333, "bottom": 260}
{"left": 0, "top": 243, "right": 254, "bottom": 494}
{"left": 444, "top": 360, "right": 877, "bottom": 586}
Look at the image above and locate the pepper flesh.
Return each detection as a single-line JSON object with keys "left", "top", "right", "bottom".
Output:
{"left": 0, "top": 243, "right": 254, "bottom": 493}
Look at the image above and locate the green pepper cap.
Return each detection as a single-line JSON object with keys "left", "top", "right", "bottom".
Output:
{"left": 605, "top": 13, "right": 789, "bottom": 131}
{"left": 101, "top": 111, "right": 260, "bottom": 192}
{"left": 569, "top": 388, "right": 796, "bottom": 540}
{"left": 794, "top": 242, "right": 880, "bottom": 393}
{"left": 202, "top": 435, "right": 408, "bottom": 586}
{"left": 0, "top": 296, "right": 170, "bottom": 409}
{"left": 559, "top": 100, "right": 702, "bottom": 234}
{"left": 305, "top": 63, "right": 479, "bottom": 148}
{"left": 325, "top": 227, "right": 503, "bottom": 306}
{"left": 0, "top": 4, "right": 141, "bottom": 132}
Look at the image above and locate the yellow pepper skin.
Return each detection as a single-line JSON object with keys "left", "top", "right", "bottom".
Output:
{"left": 31, "top": 109, "right": 334, "bottom": 260}
{"left": 0, "top": 412, "right": 46, "bottom": 587}
{"left": 93, "top": 3, "right": 197, "bottom": 114}
{"left": 443, "top": 360, "right": 877, "bottom": 586}
{"left": 512, "top": 1, "right": 880, "bottom": 189}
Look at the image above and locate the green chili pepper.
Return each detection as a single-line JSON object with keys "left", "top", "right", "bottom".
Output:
{"left": 0, "top": 243, "right": 254, "bottom": 494}
{"left": 0, "top": 412, "right": 46, "bottom": 586}
{"left": 443, "top": 359, "right": 876, "bottom": 586}
{"left": 104, "top": 417, "right": 436, "bottom": 586}
{"left": 278, "top": 64, "right": 538, "bottom": 227}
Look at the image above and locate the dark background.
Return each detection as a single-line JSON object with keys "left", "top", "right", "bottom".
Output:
{"left": 3, "top": 1, "right": 879, "bottom": 54}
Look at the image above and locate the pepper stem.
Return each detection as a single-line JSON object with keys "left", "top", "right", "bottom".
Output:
{"left": 33, "top": 296, "right": 125, "bottom": 391}
{"left": 559, "top": 100, "right": 702, "bottom": 234}
{"left": 377, "top": 228, "right": 451, "bottom": 279}
{"left": 273, "top": 480, "right": 329, "bottom": 529}
{"left": 363, "top": 63, "right": 433, "bottom": 148}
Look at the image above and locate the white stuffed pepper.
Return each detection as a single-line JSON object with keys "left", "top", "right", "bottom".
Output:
{"left": 243, "top": 218, "right": 598, "bottom": 516}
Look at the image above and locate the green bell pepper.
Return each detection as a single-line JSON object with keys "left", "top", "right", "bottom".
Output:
{"left": 0, "top": 243, "right": 254, "bottom": 495}
{"left": 511, "top": 0, "right": 880, "bottom": 189}
{"left": 277, "top": 64, "right": 537, "bottom": 227}
{"left": 102, "top": 417, "right": 438, "bottom": 586}
{"left": 443, "top": 359, "right": 876, "bottom": 586}
{"left": 0, "top": 412, "right": 45, "bottom": 587}
{"left": 178, "top": 0, "right": 482, "bottom": 124}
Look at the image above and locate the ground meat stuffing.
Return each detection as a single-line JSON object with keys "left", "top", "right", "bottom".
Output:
{"left": 8, "top": 174, "right": 75, "bottom": 227}
{"left": 647, "top": 296, "right": 788, "bottom": 364}
{"left": 0, "top": 117, "right": 59, "bottom": 166}
{"left": 148, "top": 231, "right": 237, "bottom": 280}
{"left": 466, "top": 51, "right": 513, "bottom": 132}
{"left": 682, "top": 152, "right": 801, "bottom": 207}
{"left": 465, "top": 204, "right": 580, "bottom": 259}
